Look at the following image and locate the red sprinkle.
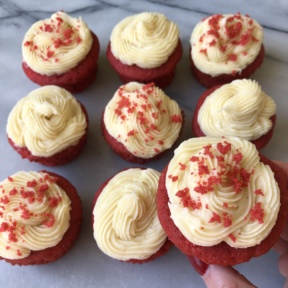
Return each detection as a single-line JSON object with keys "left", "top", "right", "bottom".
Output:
{"left": 0, "top": 222, "right": 9, "bottom": 232}
{"left": 171, "top": 114, "right": 182, "bottom": 123}
{"left": 209, "top": 212, "right": 221, "bottom": 223}
{"left": 228, "top": 233, "right": 237, "bottom": 242}
{"left": 255, "top": 189, "right": 264, "bottom": 196}
{"left": 228, "top": 53, "right": 238, "bottom": 62}
{"left": 176, "top": 187, "right": 202, "bottom": 210}
{"left": 250, "top": 202, "right": 265, "bottom": 224}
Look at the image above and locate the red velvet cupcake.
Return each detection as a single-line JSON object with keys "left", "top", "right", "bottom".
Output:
{"left": 190, "top": 13, "right": 264, "bottom": 88}
{"left": 92, "top": 168, "right": 171, "bottom": 263}
{"left": 0, "top": 170, "right": 82, "bottom": 265}
{"left": 102, "top": 82, "right": 183, "bottom": 163}
{"left": 192, "top": 79, "right": 276, "bottom": 150}
{"left": 106, "top": 12, "right": 182, "bottom": 89}
{"left": 7, "top": 85, "right": 88, "bottom": 166}
{"left": 22, "top": 11, "right": 100, "bottom": 93}
{"left": 157, "top": 137, "right": 288, "bottom": 266}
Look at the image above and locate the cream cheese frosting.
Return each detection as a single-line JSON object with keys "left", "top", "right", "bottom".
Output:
{"left": 197, "top": 79, "right": 276, "bottom": 140}
{"left": 190, "top": 13, "right": 263, "bottom": 76}
{"left": 166, "top": 137, "right": 280, "bottom": 248}
{"left": 22, "top": 11, "right": 93, "bottom": 76}
{"left": 6, "top": 85, "right": 87, "bottom": 157}
{"left": 110, "top": 12, "right": 179, "bottom": 69}
{"left": 0, "top": 171, "right": 71, "bottom": 260}
{"left": 93, "top": 168, "right": 167, "bottom": 261}
{"left": 103, "top": 82, "right": 183, "bottom": 159}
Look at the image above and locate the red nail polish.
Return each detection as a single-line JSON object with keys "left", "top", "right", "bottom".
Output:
{"left": 187, "top": 255, "right": 209, "bottom": 276}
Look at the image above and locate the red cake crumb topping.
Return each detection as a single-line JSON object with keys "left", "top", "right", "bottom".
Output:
{"left": 171, "top": 140, "right": 265, "bottom": 235}
{"left": 0, "top": 173, "right": 60, "bottom": 246}
{"left": 23, "top": 12, "right": 84, "bottom": 62}
{"left": 197, "top": 13, "right": 259, "bottom": 63}
{"left": 111, "top": 83, "right": 182, "bottom": 155}
{"left": 250, "top": 202, "right": 264, "bottom": 224}
{"left": 255, "top": 189, "right": 264, "bottom": 196}
{"left": 228, "top": 233, "right": 237, "bottom": 242}
{"left": 209, "top": 212, "right": 221, "bottom": 223}
{"left": 176, "top": 187, "right": 202, "bottom": 210}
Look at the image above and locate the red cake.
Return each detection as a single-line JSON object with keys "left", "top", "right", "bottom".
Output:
{"left": 190, "top": 13, "right": 264, "bottom": 88}
{"left": 7, "top": 86, "right": 89, "bottom": 166}
{"left": 101, "top": 82, "right": 183, "bottom": 163}
{"left": 92, "top": 168, "right": 171, "bottom": 263}
{"left": 106, "top": 12, "right": 182, "bottom": 89}
{"left": 192, "top": 79, "right": 276, "bottom": 150}
{"left": 0, "top": 170, "right": 82, "bottom": 265}
{"left": 157, "top": 137, "right": 288, "bottom": 266}
{"left": 22, "top": 11, "right": 100, "bottom": 93}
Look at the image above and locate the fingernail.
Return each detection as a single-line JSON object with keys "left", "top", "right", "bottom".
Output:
{"left": 187, "top": 255, "right": 209, "bottom": 276}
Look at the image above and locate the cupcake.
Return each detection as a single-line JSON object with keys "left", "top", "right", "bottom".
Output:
{"left": 157, "top": 137, "right": 288, "bottom": 266}
{"left": 0, "top": 170, "right": 82, "bottom": 265}
{"left": 190, "top": 13, "right": 264, "bottom": 87}
{"left": 102, "top": 82, "right": 183, "bottom": 163}
{"left": 22, "top": 11, "right": 100, "bottom": 93}
{"left": 192, "top": 79, "right": 276, "bottom": 150}
{"left": 92, "top": 168, "right": 171, "bottom": 263}
{"left": 106, "top": 12, "right": 182, "bottom": 88}
{"left": 7, "top": 85, "right": 88, "bottom": 166}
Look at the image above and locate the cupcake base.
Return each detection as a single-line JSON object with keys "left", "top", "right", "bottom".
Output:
{"left": 1, "top": 171, "right": 82, "bottom": 265}
{"left": 156, "top": 155, "right": 288, "bottom": 266}
{"left": 106, "top": 39, "right": 183, "bottom": 89}
{"left": 190, "top": 45, "right": 265, "bottom": 88}
{"left": 192, "top": 84, "right": 276, "bottom": 150}
{"left": 22, "top": 32, "right": 100, "bottom": 94}
{"left": 7, "top": 103, "right": 89, "bottom": 166}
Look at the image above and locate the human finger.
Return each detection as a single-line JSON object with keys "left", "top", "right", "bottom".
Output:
{"left": 187, "top": 255, "right": 256, "bottom": 288}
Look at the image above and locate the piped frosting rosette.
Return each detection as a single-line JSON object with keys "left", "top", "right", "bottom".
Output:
{"left": 110, "top": 12, "right": 179, "bottom": 69}
{"left": 93, "top": 168, "right": 167, "bottom": 261}
{"left": 0, "top": 171, "right": 71, "bottom": 260}
{"left": 103, "top": 82, "right": 183, "bottom": 159}
{"left": 22, "top": 11, "right": 93, "bottom": 75}
{"left": 166, "top": 137, "right": 280, "bottom": 248}
{"left": 197, "top": 79, "right": 276, "bottom": 140}
{"left": 190, "top": 13, "right": 263, "bottom": 76}
{"left": 7, "top": 85, "right": 87, "bottom": 157}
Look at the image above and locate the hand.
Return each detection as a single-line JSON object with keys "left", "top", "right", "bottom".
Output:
{"left": 188, "top": 161, "right": 288, "bottom": 288}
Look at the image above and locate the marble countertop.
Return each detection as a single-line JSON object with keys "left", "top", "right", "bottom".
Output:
{"left": 0, "top": 1, "right": 288, "bottom": 287}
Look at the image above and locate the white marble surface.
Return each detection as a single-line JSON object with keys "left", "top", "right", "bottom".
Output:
{"left": 0, "top": 1, "right": 288, "bottom": 287}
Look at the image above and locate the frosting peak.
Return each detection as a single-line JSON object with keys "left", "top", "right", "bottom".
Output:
{"left": 22, "top": 11, "right": 93, "bottom": 75}
{"left": 110, "top": 12, "right": 179, "bottom": 68}
{"left": 93, "top": 168, "right": 167, "bottom": 261}
{"left": 166, "top": 137, "right": 280, "bottom": 248}
{"left": 190, "top": 13, "right": 263, "bottom": 76}
{"left": 7, "top": 85, "right": 87, "bottom": 157}
{"left": 103, "top": 82, "right": 182, "bottom": 159}
{"left": 197, "top": 79, "right": 276, "bottom": 140}
{"left": 0, "top": 171, "right": 71, "bottom": 260}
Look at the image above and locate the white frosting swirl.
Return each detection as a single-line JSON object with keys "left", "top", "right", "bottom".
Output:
{"left": 93, "top": 168, "right": 166, "bottom": 261}
{"left": 22, "top": 11, "right": 93, "bottom": 75}
{"left": 0, "top": 171, "right": 71, "bottom": 259}
{"left": 104, "top": 82, "right": 182, "bottom": 159}
{"left": 110, "top": 12, "right": 179, "bottom": 68}
{"left": 198, "top": 79, "right": 276, "bottom": 140}
{"left": 166, "top": 137, "right": 280, "bottom": 248}
{"left": 190, "top": 13, "right": 263, "bottom": 76}
{"left": 6, "top": 85, "right": 87, "bottom": 157}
